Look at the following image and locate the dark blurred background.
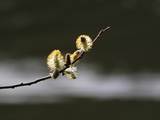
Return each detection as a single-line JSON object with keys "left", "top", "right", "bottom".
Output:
{"left": 0, "top": 0, "right": 160, "bottom": 120}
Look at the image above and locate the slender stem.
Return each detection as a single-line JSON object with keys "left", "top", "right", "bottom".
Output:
{"left": 0, "top": 26, "right": 111, "bottom": 89}
{"left": 0, "top": 75, "right": 51, "bottom": 89}
{"left": 93, "top": 26, "right": 111, "bottom": 43}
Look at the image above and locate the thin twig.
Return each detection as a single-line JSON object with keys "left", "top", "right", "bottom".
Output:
{"left": 0, "top": 75, "right": 51, "bottom": 89}
{"left": 0, "top": 26, "right": 111, "bottom": 89}
{"left": 93, "top": 26, "right": 111, "bottom": 43}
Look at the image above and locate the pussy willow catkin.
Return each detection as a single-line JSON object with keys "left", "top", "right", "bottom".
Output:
{"left": 47, "top": 35, "right": 93, "bottom": 79}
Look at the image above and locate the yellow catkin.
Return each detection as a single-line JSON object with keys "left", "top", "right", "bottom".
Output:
{"left": 76, "top": 35, "right": 93, "bottom": 52}
{"left": 70, "top": 50, "right": 82, "bottom": 63}
{"left": 47, "top": 49, "right": 65, "bottom": 72}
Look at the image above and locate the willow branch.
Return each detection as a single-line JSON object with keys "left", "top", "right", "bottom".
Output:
{"left": 0, "top": 26, "right": 111, "bottom": 89}
{"left": 93, "top": 26, "right": 110, "bottom": 43}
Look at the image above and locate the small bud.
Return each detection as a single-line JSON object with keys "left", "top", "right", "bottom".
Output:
{"left": 70, "top": 50, "right": 83, "bottom": 63}
{"left": 64, "top": 66, "right": 77, "bottom": 80}
{"left": 47, "top": 50, "right": 65, "bottom": 78}
{"left": 76, "top": 35, "right": 93, "bottom": 52}
{"left": 65, "top": 53, "right": 71, "bottom": 67}
{"left": 49, "top": 69, "right": 60, "bottom": 79}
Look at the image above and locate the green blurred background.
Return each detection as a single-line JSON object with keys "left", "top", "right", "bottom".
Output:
{"left": 0, "top": 0, "right": 160, "bottom": 120}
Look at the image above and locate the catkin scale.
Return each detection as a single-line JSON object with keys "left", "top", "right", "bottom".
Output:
{"left": 65, "top": 53, "right": 71, "bottom": 67}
